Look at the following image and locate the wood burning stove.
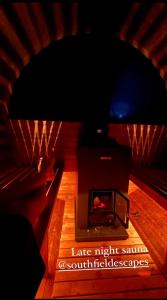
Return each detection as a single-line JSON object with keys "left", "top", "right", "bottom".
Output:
{"left": 88, "top": 189, "right": 129, "bottom": 228}
{"left": 88, "top": 190, "right": 116, "bottom": 227}
{"left": 75, "top": 124, "right": 132, "bottom": 242}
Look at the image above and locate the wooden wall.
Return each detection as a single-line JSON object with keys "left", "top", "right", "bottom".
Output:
{"left": 8, "top": 120, "right": 81, "bottom": 170}
{"left": 109, "top": 124, "right": 167, "bottom": 167}
{"left": 6, "top": 120, "right": 167, "bottom": 170}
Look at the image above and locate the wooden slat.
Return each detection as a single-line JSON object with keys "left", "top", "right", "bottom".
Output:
{"left": 0, "top": 6, "right": 30, "bottom": 65}
{"left": 119, "top": 3, "right": 142, "bottom": 41}
{"left": 12, "top": 3, "right": 42, "bottom": 54}
{"left": 29, "top": 3, "right": 50, "bottom": 48}
{"left": 153, "top": 43, "right": 167, "bottom": 66}
{"left": 71, "top": 2, "right": 79, "bottom": 36}
{"left": 0, "top": 49, "right": 20, "bottom": 78}
{"left": 143, "top": 14, "right": 167, "bottom": 53}
{"left": 132, "top": 3, "right": 166, "bottom": 47}
{"left": 47, "top": 199, "right": 65, "bottom": 278}
{"left": 52, "top": 274, "right": 167, "bottom": 298}
{"left": 52, "top": 3, "right": 65, "bottom": 40}
{"left": 60, "top": 237, "right": 146, "bottom": 250}
{"left": 60, "top": 228, "right": 141, "bottom": 241}
{"left": 160, "top": 65, "right": 167, "bottom": 79}
{"left": 56, "top": 287, "right": 167, "bottom": 299}
{"left": 0, "top": 75, "right": 12, "bottom": 95}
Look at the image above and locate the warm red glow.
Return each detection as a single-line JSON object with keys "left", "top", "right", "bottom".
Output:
{"left": 36, "top": 172, "right": 167, "bottom": 298}
{"left": 138, "top": 270, "right": 152, "bottom": 277}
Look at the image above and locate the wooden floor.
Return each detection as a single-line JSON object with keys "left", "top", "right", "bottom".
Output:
{"left": 36, "top": 172, "right": 167, "bottom": 299}
{"left": 129, "top": 179, "right": 167, "bottom": 276}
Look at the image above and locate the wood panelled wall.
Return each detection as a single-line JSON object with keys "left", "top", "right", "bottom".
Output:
{"left": 9, "top": 120, "right": 81, "bottom": 170}
{"left": 7, "top": 120, "right": 167, "bottom": 170}
{"left": 109, "top": 124, "right": 167, "bottom": 167}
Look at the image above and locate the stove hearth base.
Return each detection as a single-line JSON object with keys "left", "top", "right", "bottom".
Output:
{"left": 75, "top": 219, "right": 128, "bottom": 242}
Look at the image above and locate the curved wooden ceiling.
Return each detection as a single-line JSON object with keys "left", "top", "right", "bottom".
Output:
{"left": 0, "top": 2, "right": 167, "bottom": 169}
{"left": 0, "top": 2, "right": 167, "bottom": 108}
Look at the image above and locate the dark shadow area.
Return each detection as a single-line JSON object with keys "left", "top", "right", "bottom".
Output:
{"left": 9, "top": 34, "right": 167, "bottom": 125}
{"left": 0, "top": 161, "right": 64, "bottom": 298}
{"left": 0, "top": 213, "right": 45, "bottom": 299}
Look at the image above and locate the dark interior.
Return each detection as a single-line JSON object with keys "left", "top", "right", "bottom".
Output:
{"left": 9, "top": 35, "right": 167, "bottom": 124}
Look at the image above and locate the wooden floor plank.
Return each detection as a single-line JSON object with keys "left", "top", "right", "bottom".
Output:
{"left": 52, "top": 275, "right": 167, "bottom": 298}
{"left": 60, "top": 237, "right": 145, "bottom": 249}
{"left": 61, "top": 229, "right": 140, "bottom": 240}
{"left": 37, "top": 172, "right": 167, "bottom": 298}
{"left": 61, "top": 221, "right": 143, "bottom": 235}
{"left": 54, "top": 287, "right": 167, "bottom": 299}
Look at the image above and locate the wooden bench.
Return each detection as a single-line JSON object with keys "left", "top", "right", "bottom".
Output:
{"left": 0, "top": 163, "right": 63, "bottom": 243}
{"left": 0, "top": 158, "right": 64, "bottom": 297}
{"left": 132, "top": 167, "right": 167, "bottom": 199}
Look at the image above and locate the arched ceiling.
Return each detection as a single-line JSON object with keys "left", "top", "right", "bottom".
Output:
{"left": 9, "top": 35, "right": 167, "bottom": 123}
{"left": 0, "top": 2, "right": 167, "bottom": 169}
{"left": 0, "top": 2, "right": 167, "bottom": 109}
